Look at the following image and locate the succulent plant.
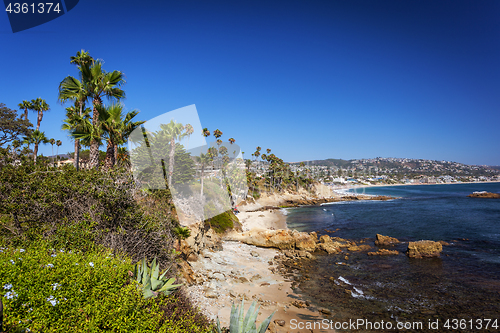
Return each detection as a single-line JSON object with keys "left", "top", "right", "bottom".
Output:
{"left": 216, "top": 299, "right": 276, "bottom": 333}
{"left": 133, "top": 257, "right": 182, "bottom": 299}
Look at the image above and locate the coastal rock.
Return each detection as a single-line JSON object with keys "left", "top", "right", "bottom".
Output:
{"left": 181, "top": 222, "right": 223, "bottom": 260}
{"left": 319, "top": 235, "right": 332, "bottom": 243}
{"left": 274, "top": 320, "right": 286, "bottom": 327}
{"left": 467, "top": 191, "right": 500, "bottom": 199}
{"left": 225, "top": 229, "right": 318, "bottom": 252}
{"left": 367, "top": 249, "right": 399, "bottom": 256}
{"left": 347, "top": 244, "right": 372, "bottom": 252}
{"left": 177, "top": 260, "right": 204, "bottom": 285}
{"left": 205, "top": 289, "right": 219, "bottom": 298}
{"left": 318, "top": 242, "right": 341, "bottom": 254}
{"left": 294, "top": 233, "right": 317, "bottom": 252}
{"left": 374, "top": 234, "right": 400, "bottom": 246}
{"left": 407, "top": 240, "right": 443, "bottom": 258}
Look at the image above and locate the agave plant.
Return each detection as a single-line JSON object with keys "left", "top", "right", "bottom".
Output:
{"left": 133, "top": 258, "right": 182, "bottom": 299}
{"left": 216, "top": 299, "right": 276, "bottom": 333}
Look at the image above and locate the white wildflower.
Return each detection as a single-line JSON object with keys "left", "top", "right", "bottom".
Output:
{"left": 46, "top": 295, "right": 59, "bottom": 306}
{"left": 3, "top": 283, "right": 13, "bottom": 290}
{"left": 20, "top": 249, "right": 25, "bottom": 252}
{"left": 46, "top": 263, "right": 54, "bottom": 268}
{"left": 9, "top": 259, "right": 15, "bottom": 265}
{"left": 51, "top": 283, "right": 61, "bottom": 291}
{"left": 5, "top": 290, "right": 18, "bottom": 299}
{"left": 89, "top": 262, "right": 94, "bottom": 267}
{"left": 51, "top": 254, "right": 57, "bottom": 257}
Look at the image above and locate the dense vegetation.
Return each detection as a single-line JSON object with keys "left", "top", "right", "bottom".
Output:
{"left": 0, "top": 49, "right": 309, "bottom": 332}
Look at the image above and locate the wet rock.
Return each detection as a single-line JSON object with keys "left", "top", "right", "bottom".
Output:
{"left": 374, "top": 234, "right": 400, "bottom": 246}
{"left": 438, "top": 240, "right": 450, "bottom": 246}
{"left": 407, "top": 240, "right": 443, "bottom": 258}
{"left": 368, "top": 249, "right": 399, "bottom": 256}
{"left": 467, "top": 191, "right": 500, "bottom": 199}
{"left": 319, "top": 242, "right": 341, "bottom": 254}
{"left": 347, "top": 244, "right": 372, "bottom": 252}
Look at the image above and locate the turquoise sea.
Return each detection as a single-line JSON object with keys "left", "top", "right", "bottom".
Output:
{"left": 285, "top": 183, "right": 500, "bottom": 332}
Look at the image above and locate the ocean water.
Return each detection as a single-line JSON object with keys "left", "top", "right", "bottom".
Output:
{"left": 285, "top": 183, "right": 500, "bottom": 332}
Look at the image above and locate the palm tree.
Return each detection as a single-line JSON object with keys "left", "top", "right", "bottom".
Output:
{"left": 30, "top": 98, "right": 50, "bottom": 131}
{"left": 56, "top": 140, "right": 62, "bottom": 165}
{"left": 27, "top": 130, "right": 49, "bottom": 164}
{"left": 61, "top": 51, "right": 125, "bottom": 169}
{"left": 49, "top": 138, "right": 55, "bottom": 165}
{"left": 159, "top": 120, "right": 186, "bottom": 186}
{"left": 202, "top": 128, "right": 210, "bottom": 138}
{"left": 70, "top": 49, "right": 94, "bottom": 67}
{"left": 18, "top": 100, "right": 32, "bottom": 121}
{"left": 82, "top": 59, "right": 126, "bottom": 169}
{"left": 61, "top": 104, "right": 91, "bottom": 170}
{"left": 184, "top": 124, "right": 194, "bottom": 150}
{"left": 173, "top": 226, "right": 191, "bottom": 252}
{"left": 228, "top": 138, "right": 236, "bottom": 159}
{"left": 59, "top": 51, "right": 94, "bottom": 170}
{"left": 99, "top": 103, "right": 144, "bottom": 168}
{"left": 195, "top": 152, "right": 212, "bottom": 197}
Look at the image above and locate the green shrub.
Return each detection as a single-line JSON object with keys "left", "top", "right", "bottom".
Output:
{"left": 0, "top": 241, "right": 214, "bottom": 332}
{"left": 0, "top": 163, "right": 176, "bottom": 264}
{"left": 207, "top": 211, "right": 239, "bottom": 234}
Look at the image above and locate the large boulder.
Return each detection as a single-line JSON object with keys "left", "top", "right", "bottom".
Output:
{"left": 318, "top": 234, "right": 341, "bottom": 254}
{"left": 374, "top": 234, "right": 400, "bottom": 246}
{"left": 294, "top": 231, "right": 317, "bottom": 252}
{"left": 225, "top": 229, "right": 296, "bottom": 250}
{"left": 225, "top": 229, "right": 318, "bottom": 251}
{"left": 406, "top": 240, "right": 442, "bottom": 258}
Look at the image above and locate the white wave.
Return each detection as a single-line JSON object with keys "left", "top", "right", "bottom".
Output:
{"left": 338, "top": 276, "right": 351, "bottom": 285}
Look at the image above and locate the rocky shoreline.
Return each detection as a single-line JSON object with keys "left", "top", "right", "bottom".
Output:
{"left": 177, "top": 191, "right": 447, "bottom": 332}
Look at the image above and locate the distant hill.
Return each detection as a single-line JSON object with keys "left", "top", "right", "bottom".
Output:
{"left": 289, "top": 157, "right": 500, "bottom": 177}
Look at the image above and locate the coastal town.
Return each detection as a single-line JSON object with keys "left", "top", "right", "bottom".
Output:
{"left": 249, "top": 157, "right": 500, "bottom": 186}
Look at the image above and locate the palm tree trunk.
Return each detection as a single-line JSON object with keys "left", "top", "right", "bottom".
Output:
{"left": 24, "top": 108, "right": 28, "bottom": 121}
{"left": 74, "top": 139, "right": 80, "bottom": 170}
{"left": 90, "top": 98, "right": 102, "bottom": 170}
{"left": 105, "top": 140, "right": 115, "bottom": 169}
{"left": 168, "top": 138, "right": 175, "bottom": 186}
{"left": 114, "top": 144, "right": 118, "bottom": 166}
{"left": 90, "top": 140, "right": 100, "bottom": 169}
{"left": 36, "top": 111, "right": 43, "bottom": 131}
{"left": 200, "top": 165, "right": 205, "bottom": 197}
{"left": 33, "top": 143, "right": 39, "bottom": 164}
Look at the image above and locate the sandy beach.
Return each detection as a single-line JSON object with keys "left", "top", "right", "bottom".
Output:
{"left": 185, "top": 195, "right": 335, "bottom": 332}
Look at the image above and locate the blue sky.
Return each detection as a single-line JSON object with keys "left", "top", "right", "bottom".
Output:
{"left": 1, "top": 0, "right": 499, "bottom": 165}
